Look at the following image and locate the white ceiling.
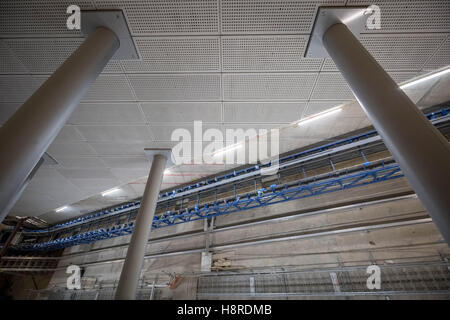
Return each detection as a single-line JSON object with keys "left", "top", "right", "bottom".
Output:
{"left": 0, "top": 0, "right": 449, "bottom": 223}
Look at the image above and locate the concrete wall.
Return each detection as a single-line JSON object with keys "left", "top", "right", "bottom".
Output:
{"left": 45, "top": 175, "right": 450, "bottom": 299}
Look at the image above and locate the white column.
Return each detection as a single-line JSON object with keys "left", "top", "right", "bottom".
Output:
{"left": 115, "top": 154, "right": 167, "bottom": 300}
{"left": 0, "top": 27, "right": 119, "bottom": 222}
{"left": 322, "top": 23, "right": 450, "bottom": 243}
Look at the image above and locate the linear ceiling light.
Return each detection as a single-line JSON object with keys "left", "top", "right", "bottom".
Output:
{"left": 55, "top": 206, "right": 68, "bottom": 212}
{"left": 213, "top": 144, "right": 243, "bottom": 156}
{"left": 101, "top": 187, "right": 120, "bottom": 197}
{"left": 297, "top": 105, "right": 343, "bottom": 127}
{"left": 400, "top": 68, "right": 450, "bottom": 89}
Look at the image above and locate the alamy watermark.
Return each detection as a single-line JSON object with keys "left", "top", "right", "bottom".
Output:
{"left": 66, "top": 264, "right": 81, "bottom": 289}
{"left": 366, "top": 264, "right": 381, "bottom": 290}
{"left": 66, "top": 5, "right": 80, "bottom": 30}
{"left": 171, "top": 121, "right": 280, "bottom": 175}
{"left": 365, "top": 5, "right": 381, "bottom": 30}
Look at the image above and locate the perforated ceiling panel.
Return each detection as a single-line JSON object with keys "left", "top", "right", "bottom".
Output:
{"left": 424, "top": 36, "right": 450, "bottom": 70}
{"left": 348, "top": 0, "right": 450, "bottom": 33}
{"left": 223, "top": 73, "right": 317, "bottom": 100}
{"left": 76, "top": 125, "right": 153, "bottom": 142}
{"left": 0, "top": 75, "right": 40, "bottom": 102}
{"left": 0, "top": 40, "right": 27, "bottom": 73}
{"left": 141, "top": 102, "right": 222, "bottom": 123}
{"left": 88, "top": 141, "right": 150, "bottom": 156}
{"left": 4, "top": 39, "right": 123, "bottom": 73}
{"left": 311, "top": 73, "right": 353, "bottom": 100}
{"left": 221, "top": 0, "right": 345, "bottom": 34}
{"left": 95, "top": 0, "right": 219, "bottom": 35}
{"left": 224, "top": 102, "right": 307, "bottom": 123}
{"left": 312, "top": 72, "right": 420, "bottom": 100}
{"left": 0, "top": 0, "right": 448, "bottom": 220}
{"left": 68, "top": 103, "right": 145, "bottom": 124}
{"left": 322, "top": 34, "right": 448, "bottom": 71}
{"left": 0, "top": 103, "right": 21, "bottom": 124}
{"left": 222, "top": 36, "right": 322, "bottom": 71}
{"left": 123, "top": 37, "right": 221, "bottom": 73}
{"left": 0, "top": 0, "right": 95, "bottom": 37}
{"left": 129, "top": 74, "right": 222, "bottom": 101}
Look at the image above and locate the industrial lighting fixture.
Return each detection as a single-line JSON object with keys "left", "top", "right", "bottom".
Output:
{"left": 101, "top": 187, "right": 120, "bottom": 197}
{"left": 55, "top": 206, "right": 68, "bottom": 212}
{"left": 297, "top": 105, "right": 342, "bottom": 126}
{"left": 400, "top": 68, "right": 450, "bottom": 89}
{"left": 213, "top": 144, "right": 243, "bottom": 156}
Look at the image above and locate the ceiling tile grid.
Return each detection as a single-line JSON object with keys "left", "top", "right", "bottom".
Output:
{"left": 223, "top": 73, "right": 317, "bottom": 100}
{"left": 0, "top": 75, "right": 40, "bottom": 103}
{"left": 311, "top": 72, "right": 354, "bottom": 100}
{"left": 220, "top": 0, "right": 346, "bottom": 34}
{"left": 94, "top": 0, "right": 220, "bottom": 35}
{"left": 75, "top": 124, "right": 153, "bottom": 142}
{"left": 141, "top": 102, "right": 222, "bottom": 123}
{"left": 0, "top": 0, "right": 448, "bottom": 219}
{"left": 224, "top": 102, "right": 307, "bottom": 123}
{"left": 311, "top": 71, "right": 421, "bottom": 100}
{"left": 122, "top": 37, "right": 221, "bottom": 73}
{"left": 87, "top": 141, "right": 151, "bottom": 156}
{"left": 0, "top": 0, "right": 95, "bottom": 37}
{"left": 322, "top": 33, "right": 449, "bottom": 71}
{"left": 0, "top": 103, "right": 22, "bottom": 125}
{"left": 68, "top": 102, "right": 145, "bottom": 124}
{"left": 221, "top": 35, "right": 323, "bottom": 72}
{"left": 348, "top": 0, "right": 450, "bottom": 33}
{"left": 128, "top": 74, "right": 222, "bottom": 101}
{"left": 3, "top": 38, "right": 123, "bottom": 73}
{"left": 0, "top": 40, "right": 28, "bottom": 73}
{"left": 423, "top": 36, "right": 450, "bottom": 70}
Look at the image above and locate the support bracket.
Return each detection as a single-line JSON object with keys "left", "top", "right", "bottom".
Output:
{"left": 304, "top": 6, "right": 368, "bottom": 58}
{"left": 144, "top": 148, "right": 175, "bottom": 168}
{"left": 81, "top": 10, "right": 139, "bottom": 60}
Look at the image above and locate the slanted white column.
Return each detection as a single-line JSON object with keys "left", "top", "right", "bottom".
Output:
{"left": 305, "top": 7, "right": 450, "bottom": 243}
{"left": 115, "top": 149, "right": 172, "bottom": 300}
{"left": 0, "top": 27, "right": 119, "bottom": 222}
{"left": 0, "top": 10, "right": 138, "bottom": 223}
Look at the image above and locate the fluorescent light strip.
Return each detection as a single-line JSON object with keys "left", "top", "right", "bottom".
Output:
{"left": 400, "top": 68, "right": 450, "bottom": 89}
{"left": 55, "top": 206, "right": 68, "bottom": 212}
{"left": 297, "top": 106, "right": 342, "bottom": 127}
{"left": 213, "top": 144, "right": 243, "bottom": 156}
{"left": 101, "top": 187, "right": 120, "bottom": 197}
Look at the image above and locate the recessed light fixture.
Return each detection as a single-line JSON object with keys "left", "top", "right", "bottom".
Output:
{"left": 297, "top": 105, "right": 342, "bottom": 127}
{"left": 55, "top": 206, "right": 68, "bottom": 212}
{"left": 101, "top": 187, "right": 120, "bottom": 197}
{"left": 400, "top": 68, "right": 450, "bottom": 89}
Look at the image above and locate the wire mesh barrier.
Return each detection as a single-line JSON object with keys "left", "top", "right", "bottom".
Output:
{"left": 196, "top": 262, "right": 450, "bottom": 298}
{"left": 25, "top": 287, "right": 162, "bottom": 300}
{"left": 23, "top": 262, "right": 450, "bottom": 299}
